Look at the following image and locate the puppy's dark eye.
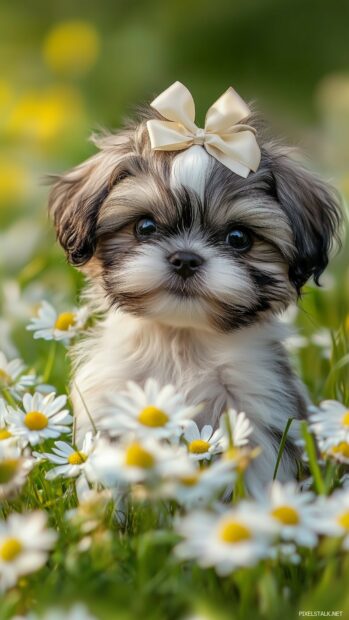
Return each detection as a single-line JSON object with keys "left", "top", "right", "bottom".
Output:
{"left": 226, "top": 228, "right": 252, "bottom": 252}
{"left": 135, "top": 218, "right": 157, "bottom": 238}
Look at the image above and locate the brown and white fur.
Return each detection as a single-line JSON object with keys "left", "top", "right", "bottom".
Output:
{"left": 48, "top": 105, "right": 341, "bottom": 495}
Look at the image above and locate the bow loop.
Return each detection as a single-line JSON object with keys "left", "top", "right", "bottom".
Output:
{"left": 146, "top": 82, "right": 261, "bottom": 178}
{"left": 150, "top": 81, "right": 197, "bottom": 133}
{"left": 204, "top": 87, "right": 252, "bottom": 133}
{"left": 146, "top": 120, "right": 193, "bottom": 152}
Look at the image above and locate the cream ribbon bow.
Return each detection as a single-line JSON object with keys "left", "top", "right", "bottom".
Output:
{"left": 146, "top": 81, "right": 261, "bottom": 178}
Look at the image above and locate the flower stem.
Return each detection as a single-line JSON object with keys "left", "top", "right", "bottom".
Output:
{"left": 273, "top": 417, "right": 294, "bottom": 480}
{"left": 1, "top": 387, "right": 17, "bottom": 408}
{"left": 300, "top": 421, "right": 326, "bottom": 495}
{"left": 74, "top": 381, "right": 97, "bottom": 434}
{"left": 233, "top": 470, "right": 246, "bottom": 502}
{"left": 43, "top": 341, "right": 57, "bottom": 384}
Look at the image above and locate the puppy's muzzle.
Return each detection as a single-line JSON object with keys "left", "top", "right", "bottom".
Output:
{"left": 167, "top": 250, "right": 204, "bottom": 280}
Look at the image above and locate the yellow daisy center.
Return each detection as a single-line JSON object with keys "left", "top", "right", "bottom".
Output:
{"left": 137, "top": 406, "right": 169, "bottom": 428}
{"left": 0, "top": 429, "right": 12, "bottom": 441}
{"left": 331, "top": 442, "right": 349, "bottom": 458}
{"left": 224, "top": 447, "right": 240, "bottom": 461}
{"left": 342, "top": 411, "right": 349, "bottom": 427}
{"left": 24, "top": 411, "right": 48, "bottom": 431}
{"left": 179, "top": 474, "right": 200, "bottom": 486}
{"left": 55, "top": 312, "right": 75, "bottom": 331}
{"left": 125, "top": 443, "right": 155, "bottom": 469}
{"left": 68, "top": 451, "right": 87, "bottom": 465}
{"left": 188, "top": 439, "right": 210, "bottom": 454}
{"left": 223, "top": 447, "right": 251, "bottom": 473}
{"left": 338, "top": 511, "right": 349, "bottom": 530}
{"left": 271, "top": 505, "right": 299, "bottom": 525}
{"left": 0, "top": 459, "right": 18, "bottom": 484}
{"left": 0, "top": 537, "right": 23, "bottom": 562}
{"left": 0, "top": 369, "right": 11, "bottom": 386}
{"left": 219, "top": 520, "right": 251, "bottom": 544}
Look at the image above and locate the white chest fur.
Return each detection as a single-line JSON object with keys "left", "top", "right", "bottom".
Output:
{"left": 72, "top": 310, "right": 306, "bottom": 495}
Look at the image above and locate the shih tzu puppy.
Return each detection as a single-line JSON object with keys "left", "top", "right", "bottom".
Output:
{"left": 48, "top": 82, "right": 341, "bottom": 495}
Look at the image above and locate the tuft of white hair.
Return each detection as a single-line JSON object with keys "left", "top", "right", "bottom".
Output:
{"left": 170, "top": 145, "right": 214, "bottom": 200}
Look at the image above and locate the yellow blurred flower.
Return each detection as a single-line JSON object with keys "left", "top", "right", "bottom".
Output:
{"left": 7, "top": 86, "right": 84, "bottom": 144}
{"left": 316, "top": 73, "right": 349, "bottom": 115}
{"left": 43, "top": 20, "right": 99, "bottom": 75}
{"left": 0, "top": 159, "right": 29, "bottom": 205}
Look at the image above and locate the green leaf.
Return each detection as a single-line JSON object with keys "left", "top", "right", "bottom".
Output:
{"left": 300, "top": 421, "right": 326, "bottom": 495}
{"left": 273, "top": 417, "right": 294, "bottom": 480}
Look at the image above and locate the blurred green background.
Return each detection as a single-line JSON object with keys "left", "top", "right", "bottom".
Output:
{"left": 0, "top": 0, "right": 348, "bottom": 397}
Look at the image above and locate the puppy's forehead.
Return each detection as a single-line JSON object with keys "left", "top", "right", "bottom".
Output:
{"left": 169, "top": 145, "right": 274, "bottom": 202}
{"left": 100, "top": 144, "right": 288, "bottom": 239}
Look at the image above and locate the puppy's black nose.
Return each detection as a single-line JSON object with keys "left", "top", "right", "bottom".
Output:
{"left": 167, "top": 251, "right": 203, "bottom": 279}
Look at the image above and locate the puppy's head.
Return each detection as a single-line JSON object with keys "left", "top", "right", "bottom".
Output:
{"left": 49, "top": 109, "right": 341, "bottom": 332}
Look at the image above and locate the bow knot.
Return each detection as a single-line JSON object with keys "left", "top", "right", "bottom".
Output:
{"left": 194, "top": 127, "right": 206, "bottom": 145}
{"left": 146, "top": 81, "right": 261, "bottom": 178}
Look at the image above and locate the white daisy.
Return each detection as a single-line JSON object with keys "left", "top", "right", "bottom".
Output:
{"left": 102, "top": 379, "right": 200, "bottom": 441}
{"left": 219, "top": 409, "right": 253, "bottom": 448}
{"left": 0, "top": 511, "right": 57, "bottom": 591}
{"left": 222, "top": 444, "right": 261, "bottom": 475}
{"left": 325, "top": 441, "right": 349, "bottom": 465}
{"left": 0, "top": 441, "right": 33, "bottom": 500}
{"left": 161, "top": 457, "right": 236, "bottom": 508}
{"left": 183, "top": 421, "right": 224, "bottom": 460}
{"left": 0, "top": 350, "right": 36, "bottom": 399}
{"left": 261, "top": 481, "right": 318, "bottom": 547}
{"left": 309, "top": 400, "right": 349, "bottom": 450}
{"left": 26, "top": 301, "right": 89, "bottom": 343}
{"left": 0, "top": 351, "right": 24, "bottom": 388}
{"left": 6, "top": 392, "right": 73, "bottom": 446}
{"left": 175, "top": 505, "right": 275, "bottom": 575}
{"left": 0, "top": 398, "right": 14, "bottom": 443}
{"left": 312, "top": 490, "right": 349, "bottom": 549}
{"left": 85, "top": 435, "right": 192, "bottom": 488}
{"left": 2, "top": 279, "right": 47, "bottom": 324}
{"left": 34, "top": 432, "right": 94, "bottom": 480}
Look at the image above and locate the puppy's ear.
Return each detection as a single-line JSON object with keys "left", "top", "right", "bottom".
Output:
{"left": 48, "top": 132, "right": 132, "bottom": 266}
{"left": 48, "top": 151, "right": 115, "bottom": 266}
{"left": 268, "top": 146, "right": 342, "bottom": 293}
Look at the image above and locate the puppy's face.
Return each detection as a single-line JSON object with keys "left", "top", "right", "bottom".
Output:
{"left": 49, "top": 112, "right": 341, "bottom": 333}
{"left": 92, "top": 147, "right": 297, "bottom": 332}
